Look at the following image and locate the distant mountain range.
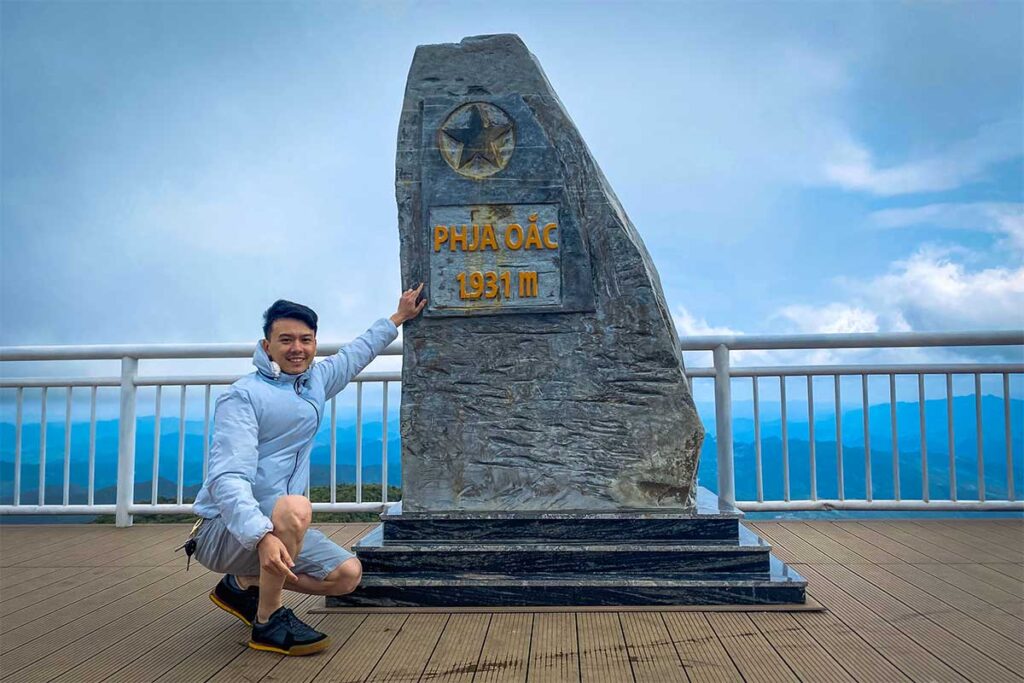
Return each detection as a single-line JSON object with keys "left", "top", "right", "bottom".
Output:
{"left": 1, "top": 395, "right": 1020, "bottom": 505}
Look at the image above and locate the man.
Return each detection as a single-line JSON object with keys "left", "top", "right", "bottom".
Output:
{"left": 190, "top": 286, "right": 425, "bottom": 656}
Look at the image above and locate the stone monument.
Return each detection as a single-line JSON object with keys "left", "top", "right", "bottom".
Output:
{"left": 328, "top": 35, "right": 806, "bottom": 607}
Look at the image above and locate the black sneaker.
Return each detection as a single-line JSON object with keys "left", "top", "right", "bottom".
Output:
{"left": 209, "top": 575, "right": 259, "bottom": 626}
{"left": 248, "top": 607, "right": 330, "bottom": 656}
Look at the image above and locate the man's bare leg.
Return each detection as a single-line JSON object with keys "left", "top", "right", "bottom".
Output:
{"left": 238, "top": 556, "right": 363, "bottom": 597}
{"left": 233, "top": 496, "right": 362, "bottom": 607}
{"left": 236, "top": 495, "right": 312, "bottom": 622}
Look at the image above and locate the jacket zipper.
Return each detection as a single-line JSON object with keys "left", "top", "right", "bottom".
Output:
{"left": 291, "top": 377, "right": 321, "bottom": 493}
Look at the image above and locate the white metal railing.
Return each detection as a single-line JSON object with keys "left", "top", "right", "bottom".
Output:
{"left": 682, "top": 330, "right": 1023, "bottom": 512}
{"left": 0, "top": 340, "right": 400, "bottom": 525}
{"left": 1, "top": 331, "right": 1021, "bottom": 524}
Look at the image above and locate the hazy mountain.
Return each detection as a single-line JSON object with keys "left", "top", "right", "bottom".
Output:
{"left": 2, "top": 395, "right": 1020, "bottom": 505}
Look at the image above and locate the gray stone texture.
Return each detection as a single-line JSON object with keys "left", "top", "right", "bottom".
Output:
{"left": 397, "top": 34, "right": 704, "bottom": 512}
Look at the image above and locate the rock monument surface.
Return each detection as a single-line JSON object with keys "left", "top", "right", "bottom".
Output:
{"left": 397, "top": 33, "right": 705, "bottom": 512}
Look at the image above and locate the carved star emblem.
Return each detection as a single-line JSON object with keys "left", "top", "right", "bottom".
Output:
{"left": 442, "top": 104, "right": 512, "bottom": 169}
{"left": 437, "top": 102, "right": 515, "bottom": 178}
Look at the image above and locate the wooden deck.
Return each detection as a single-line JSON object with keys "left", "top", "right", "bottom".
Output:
{"left": 0, "top": 519, "right": 1021, "bottom": 682}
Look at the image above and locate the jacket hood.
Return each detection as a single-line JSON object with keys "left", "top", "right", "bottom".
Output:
{"left": 253, "top": 340, "right": 311, "bottom": 387}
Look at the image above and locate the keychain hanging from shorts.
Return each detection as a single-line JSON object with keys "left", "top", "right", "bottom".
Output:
{"left": 175, "top": 518, "right": 204, "bottom": 570}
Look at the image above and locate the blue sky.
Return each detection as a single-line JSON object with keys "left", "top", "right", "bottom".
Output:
{"left": 2, "top": 0, "right": 1022, "bottom": 363}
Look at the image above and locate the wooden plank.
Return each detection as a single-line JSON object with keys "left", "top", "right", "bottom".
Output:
{"left": 852, "top": 522, "right": 974, "bottom": 564}
{"left": 0, "top": 565, "right": 188, "bottom": 655}
{"left": 813, "top": 563, "right": 1022, "bottom": 682}
{"left": 0, "top": 564, "right": 154, "bottom": 632}
{"left": 661, "top": 612, "right": 740, "bottom": 683}
{"left": 798, "top": 521, "right": 905, "bottom": 564}
{"left": 912, "top": 562, "right": 1024, "bottom": 615}
{"left": 986, "top": 562, "right": 1024, "bottom": 582}
{"left": 705, "top": 612, "right": 797, "bottom": 683}
{"left": 576, "top": 612, "right": 633, "bottom": 683}
{"left": 51, "top": 590, "right": 230, "bottom": 683}
{"left": 747, "top": 523, "right": 833, "bottom": 565}
{"left": 91, "top": 526, "right": 194, "bottom": 568}
{"left": 0, "top": 567, "right": 215, "bottom": 682}
{"left": 933, "top": 520, "right": 1024, "bottom": 549}
{"left": 0, "top": 525, "right": 111, "bottom": 558}
{"left": 527, "top": 612, "right": 579, "bottom": 683}
{"left": 900, "top": 520, "right": 1023, "bottom": 563}
{"left": 310, "top": 614, "right": 407, "bottom": 682}
{"left": 797, "top": 565, "right": 968, "bottom": 683}
{"left": 474, "top": 612, "right": 532, "bottom": 683}
{"left": 419, "top": 613, "right": 490, "bottom": 683}
{"left": 777, "top": 522, "right": 873, "bottom": 565}
{"left": 365, "top": 613, "right": 448, "bottom": 682}
{"left": 831, "top": 523, "right": 936, "bottom": 564}
{"left": 12, "top": 525, "right": 183, "bottom": 568}
{"left": 0, "top": 566, "right": 103, "bottom": 608}
{"left": 0, "top": 527, "right": 123, "bottom": 566}
{"left": 748, "top": 612, "right": 854, "bottom": 683}
{"left": 785, "top": 608, "right": 911, "bottom": 682}
{"left": 948, "top": 561, "right": 1024, "bottom": 595}
{"left": 0, "top": 566, "right": 65, "bottom": 592}
{"left": 867, "top": 562, "right": 1024, "bottom": 646}
{"left": 619, "top": 611, "right": 685, "bottom": 683}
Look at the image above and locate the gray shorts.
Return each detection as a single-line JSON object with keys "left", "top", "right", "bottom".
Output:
{"left": 193, "top": 516, "right": 355, "bottom": 581}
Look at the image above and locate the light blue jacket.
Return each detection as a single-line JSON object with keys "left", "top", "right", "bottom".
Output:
{"left": 193, "top": 318, "right": 399, "bottom": 550}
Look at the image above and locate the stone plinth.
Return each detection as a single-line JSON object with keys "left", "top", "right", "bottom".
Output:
{"left": 327, "top": 488, "right": 806, "bottom": 608}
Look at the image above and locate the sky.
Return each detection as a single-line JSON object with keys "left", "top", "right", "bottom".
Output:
{"left": 2, "top": 0, "right": 1022, "bottom": 375}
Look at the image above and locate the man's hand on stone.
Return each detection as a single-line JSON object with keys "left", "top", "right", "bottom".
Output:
{"left": 257, "top": 533, "right": 298, "bottom": 582}
{"left": 390, "top": 283, "right": 427, "bottom": 326}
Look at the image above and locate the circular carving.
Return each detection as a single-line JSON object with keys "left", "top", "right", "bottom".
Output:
{"left": 437, "top": 102, "right": 515, "bottom": 179}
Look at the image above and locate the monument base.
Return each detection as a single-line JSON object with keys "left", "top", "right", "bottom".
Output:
{"left": 327, "top": 488, "right": 805, "bottom": 608}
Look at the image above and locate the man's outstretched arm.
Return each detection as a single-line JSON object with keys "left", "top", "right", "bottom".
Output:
{"left": 316, "top": 284, "right": 427, "bottom": 400}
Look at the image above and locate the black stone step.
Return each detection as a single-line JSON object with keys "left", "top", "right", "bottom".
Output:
{"left": 355, "top": 525, "right": 771, "bottom": 575}
{"left": 381, "top": 490, "right": 742, "bottom": 544}
{"left": 328, "top": 560, "right": 806, "bottom": 607}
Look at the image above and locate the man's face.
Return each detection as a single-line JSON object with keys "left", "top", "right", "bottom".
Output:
{"left": 262, "top": 318, "right": 317, "bottom": 375}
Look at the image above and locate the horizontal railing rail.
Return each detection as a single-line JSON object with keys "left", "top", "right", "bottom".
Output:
{"left": 2, "top": 330, "right": 1022, "bottom": 523}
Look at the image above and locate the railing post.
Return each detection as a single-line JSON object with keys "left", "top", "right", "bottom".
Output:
{"left": 713, "top": 344, "right": 735, "bottom": 508}
{"left": 116, "top": 356, "right": 138, "bottom": 527}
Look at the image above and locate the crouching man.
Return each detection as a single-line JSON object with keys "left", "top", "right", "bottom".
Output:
{"left": 190, "top": 287, "right": 425, "bottom": 656}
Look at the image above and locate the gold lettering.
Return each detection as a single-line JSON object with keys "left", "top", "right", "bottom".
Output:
{"left": 524, "top": 224, "right": 543, "bottom": 250}
{"left": 542, "top": 223, "right": 558, "bottom": 249}
{"left": 479, "top": 224, "right": 499, "bottom": 251}
{"left": 484, "top": 271, "right": 499, "bottom": 299}
{"left": 467, "top": 224, "right": 479, "bottom": 251}
{"left": 450, "top": 225, "right": 468, "bottom": 251}
{"left": 434, "top": 225, "right": 449, "bottom": 252}
{"left": 468, "top": 271, "right": 484, "bottom": 298}
{"left": 518, "top": 271, "right": 539, "bottom": 297}
{"left": 500, "top": 270, "right": 511, "bottom": 297}
{"left": 505, "top": 223, "right": 524, "bottom": 250}
{"left": 456, "top": 272, "right": 468, "bottom": 299}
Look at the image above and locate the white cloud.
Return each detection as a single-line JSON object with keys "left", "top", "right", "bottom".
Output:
{"left": 870, "top": 202, "right": 1024, "bottom": 255}
{"left": 776, "top": 303, "right": 893, "bottom": 334}
{"left": 672, "top": 306, "right": 742, "bottom": 337}
{"left": 823, "top": 119, "right": 1020, "bottom": 196}
{"left": 856, "top": 248, "right": 1024, "bottom": 331}
{"left": 677, "top": 245, "right": 1024, "bottom": 369}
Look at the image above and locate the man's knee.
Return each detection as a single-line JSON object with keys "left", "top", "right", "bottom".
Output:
{"left": 324, "top": 557, "right": 362, "bottom": 595}
{"left": 271, "top": 495, "right": 312, "bottom": 536}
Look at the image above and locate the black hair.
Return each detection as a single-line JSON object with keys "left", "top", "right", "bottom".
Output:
{"left": 262, "top": 299, "right": 318, "bottom": 339}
